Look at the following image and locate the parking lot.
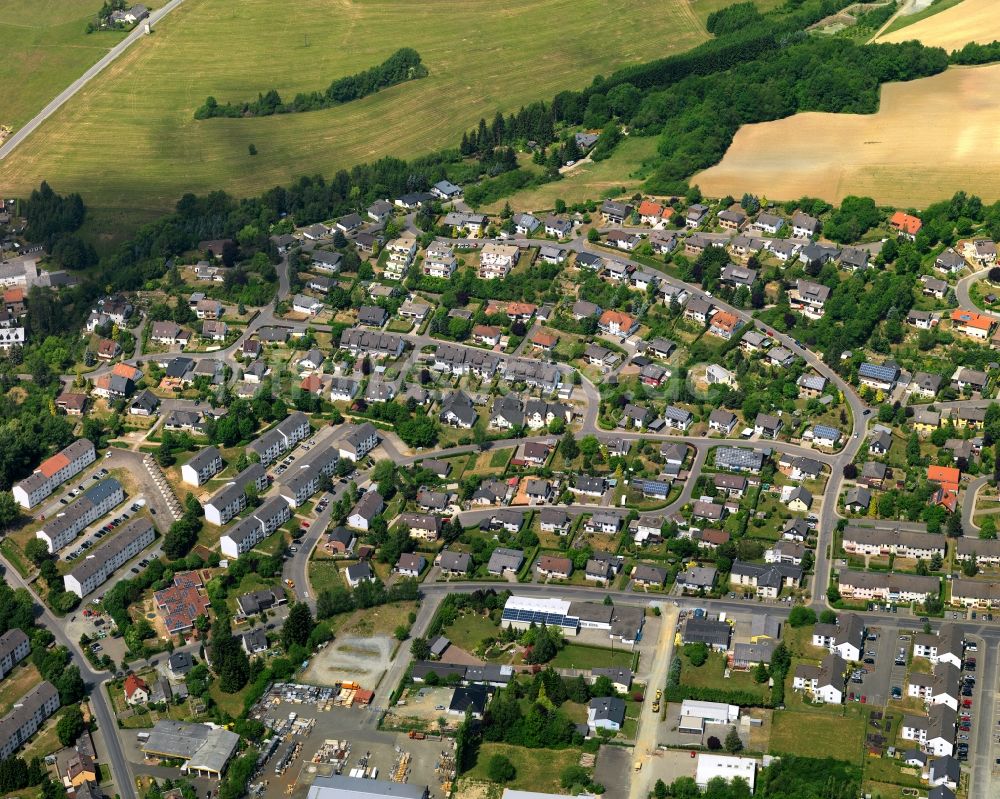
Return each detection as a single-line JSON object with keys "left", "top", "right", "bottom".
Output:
{"left": 62, "top": 496, "right": 148, "bottom": 564}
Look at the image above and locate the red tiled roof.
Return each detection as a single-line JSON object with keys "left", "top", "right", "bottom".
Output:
{"left": 38, "top": 453, "right": 70, "bottom": 478}
{"left": 124, "top": 674, "right": 148, "bottom": 699}
{"left": 890, "top": 211, "right": 922, "bottom": 236}
{"left": 950, "top": 310, "right": 995, "bottom": 331}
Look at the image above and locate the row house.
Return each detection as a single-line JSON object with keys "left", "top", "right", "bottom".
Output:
{"left": 841, "top": 525, "right": 946, "bottom": 560}
{"left": 339, "top": 328, "right": 407, "bottom": 358}
{"left": 949, "top": 578, "right": 1000, "bottom": 608}
{"left": 836, "top": 569, "right": 940, "bottom": 603}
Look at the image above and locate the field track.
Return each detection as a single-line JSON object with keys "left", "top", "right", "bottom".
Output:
{"left": 692, "top": 63, "right": 1000, "bottom": 207}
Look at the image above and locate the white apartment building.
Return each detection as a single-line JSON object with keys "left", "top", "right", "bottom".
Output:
{"left": 36, "top": 478, "right": 124, "bottom": 553}
{"left": 181, "top": 446, "right": 224, "bottom": 487}
{"left": 13, "top": 439, "right": 96, "bottom": 509}
{"left": 63, "top": 517, "right": 156, "bottom": 598}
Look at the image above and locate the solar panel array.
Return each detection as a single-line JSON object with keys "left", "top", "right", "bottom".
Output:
{"left": 501, "top": 607, "right": 579, "bottom": 629}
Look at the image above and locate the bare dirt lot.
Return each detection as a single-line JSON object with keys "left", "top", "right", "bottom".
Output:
{"left": 878, "top": 0, "right": 1000, "bottom": 50}
{"left": 301, "top": 635, "right": 395, "bottom": 690}
{"left": 693, "top": 63, "right": 1000, "bottom": 206}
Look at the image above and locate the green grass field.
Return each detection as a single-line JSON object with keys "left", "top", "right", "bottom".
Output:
{"left": 549, "top": 642, "right": 635, "bottom": 670}
{"left": 3, "top": 0, "right": 715, "bottom": 231}
{"left": 466, "top": 743, "right": 582, "bottom": 792}
{"left": 0, "top": 0, "right": 127, "bottom": 131}
{"left": 769, "top": 704, "right": 865, "bottom": 762}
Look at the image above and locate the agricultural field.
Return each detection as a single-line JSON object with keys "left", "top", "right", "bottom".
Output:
{"left": 692, "top": 62, "right": 1000, "bottom": 206}
{"left": 2, "top": 0, "right": 717, "bottom": 230}
{"left": 0, "top": 0, "right": 126, "bottom": 131}
{"left": 878, "top": 0, "right": 997, "bottom": 49}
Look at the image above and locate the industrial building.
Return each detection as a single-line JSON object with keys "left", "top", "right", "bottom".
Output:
{"left": 140, "top": 720, "right": 240, "bottom": 778}
{"left": 306, "top": 775, "right": 428, "bottom": 799}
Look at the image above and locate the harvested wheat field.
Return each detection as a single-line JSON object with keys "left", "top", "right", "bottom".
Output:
{"left": 878, "top": 0, "right": 999, "bottom": 51}
{"left": 693, "top": 64, "right": 1000, "bottom": 207}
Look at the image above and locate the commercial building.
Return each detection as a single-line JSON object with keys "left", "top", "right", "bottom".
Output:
{"left": 141, "top": 720, "right": 240, "bottom": 778}
{"left": 63, "top": 517, "right": 156, "bottom": 597}
{"left": 695, "top": 755, "right": 756, "bottom": 793}
{"left": 13, "top": 439, "right": 96, "bottom": 509}
{"left": 36, "top": 478, "right": 125, "bottom": 553}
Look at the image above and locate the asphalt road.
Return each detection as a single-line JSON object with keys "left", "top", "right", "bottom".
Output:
{"left": 0, "top": 0, "right": 187, "bottom": 162}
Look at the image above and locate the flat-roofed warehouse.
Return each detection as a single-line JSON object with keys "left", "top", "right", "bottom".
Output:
{"left": 141, "top": 720, "right": 240, "bottom": 778}
{"left": 307, "top": 776, "right": 429, "bottom": 799}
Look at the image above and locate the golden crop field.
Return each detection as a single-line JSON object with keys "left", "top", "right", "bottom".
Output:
{"left": 878, "top": 0, "right": 998, "bottom": 51}
{"left": 692, "top": 64, "right": 1000, "bottom": 207}
{"left": 2, "top": 0, "right": 714, "bottom": 227}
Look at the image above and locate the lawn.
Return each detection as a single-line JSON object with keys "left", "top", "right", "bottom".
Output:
{"left": 466, "top": 743, "right": 582, "bottom": 793}
{"left": 3, "top": 0, "right": 713, "bottom": 234}
{"left": 442, "top": 610, "right": 503, "bottom": 653}
{"left": 308, "top": 559, "right": 346, "bottom": 595}
{"left": 209, "top": 681, "right": 250, "bottom": 717}
{"left": 549, "top": 642, "right": 636, "bottom": 671}
{"left": 680, "top": 651, "right": 770, "bottom": 700}
{"left": 0, "top": 663, "right": 42, "bottom": 716}
{"left": 769, "top": 705, "right": 865, "bottom": 762}
{"left": 0, "top": 0, "right": 127, "bottom": 131}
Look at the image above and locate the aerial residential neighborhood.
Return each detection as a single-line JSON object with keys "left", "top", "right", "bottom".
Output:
{"left": 4, "top": 2, "right": 1000, "bottom": 799}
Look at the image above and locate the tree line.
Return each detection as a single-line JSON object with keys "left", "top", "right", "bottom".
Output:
{"left": 194, "top": 49, "right": 427, "bottom": 118}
